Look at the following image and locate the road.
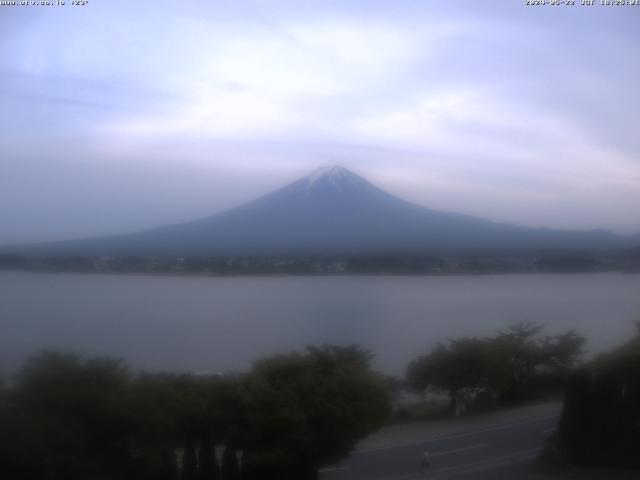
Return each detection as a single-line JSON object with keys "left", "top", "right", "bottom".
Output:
{"left": 319, "top": 401, "right": 561, "bottom": 480}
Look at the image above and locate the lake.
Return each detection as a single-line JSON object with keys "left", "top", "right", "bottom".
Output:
{"left": 1, "top": 271, "right": 639, "bottom": 376}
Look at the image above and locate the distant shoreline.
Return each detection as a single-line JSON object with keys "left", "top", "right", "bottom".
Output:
{"left": 1, "top": 265, "right": 638, "bottom": 279}
{"left": 1, "top": 250, "right": 639, "bottom": 278}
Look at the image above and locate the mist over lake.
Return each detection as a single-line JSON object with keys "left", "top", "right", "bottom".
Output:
{"left": 1, "top": 270, "right": 639, "bottom": 377}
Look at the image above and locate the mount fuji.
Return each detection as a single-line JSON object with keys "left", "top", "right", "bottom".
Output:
{"left": 8, "top": 166, "right": 637, "bottom": 256}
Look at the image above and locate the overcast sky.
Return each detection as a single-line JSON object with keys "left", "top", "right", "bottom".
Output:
{"left": 1, "top": 0, "right": 639, "bottom": 243}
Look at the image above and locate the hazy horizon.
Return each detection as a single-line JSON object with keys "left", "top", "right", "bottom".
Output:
{"left": 2, "top": 1, "right": 640, "bottom": 244}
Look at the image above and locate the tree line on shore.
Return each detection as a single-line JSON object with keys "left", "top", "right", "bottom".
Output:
{"left": 2, "top": 250, "right": 637, "bottom": 276}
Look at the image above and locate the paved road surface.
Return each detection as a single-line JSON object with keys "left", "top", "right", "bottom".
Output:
{"left": 319, "top": 402, "right": 561, "bottom": 480}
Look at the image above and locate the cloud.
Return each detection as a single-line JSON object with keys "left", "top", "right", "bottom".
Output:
{"left": 1, "top": 1, "right": 639, "bottom": 242}
{"left": 97, "top": 18, "right": 428, "bottom": 142}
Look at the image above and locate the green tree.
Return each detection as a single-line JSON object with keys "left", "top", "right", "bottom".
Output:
{"left": 242, "top": 345, "right": 390, "bottom": 479}
{"left": 407, "top": 338, "right": 494, "bottom": 414}
{"left": 127, "top": 372, "right": 215, "bottom": 480}
{"left": 489, "top": 322, "right": 546, "bottom": 402}
{"left": 8, "top": 352, "right": 133, "bottom": 480}
{"left": 0, "top": 346, "right": 390, "bottom": 480}
{"left": 407, "top": 323, "right": 586, "bottom": 411}
{"left": 557, "top": 323, "right": 640, "bottom": 466}
{"left": 540, "top": 329, "right": 586, "bottom": 372}
{"left": 490, "top": 322, "right": 584, "bottom": 402}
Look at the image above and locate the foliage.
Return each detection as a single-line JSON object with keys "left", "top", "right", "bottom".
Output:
{"left": 0, "top": 346, "right": 390, "bottom": 480}
{"left": 406, "top": 323, "right": 585, "bottom": 413}
{"left": 557, "top": 323, "right": 640, "bottom": 467}
{"left": 1, "top": 352, "right": 133, "bottom": 479}
{"left": 407, "top": 338, "right": 494, "bottom": 413}
{"left": 243, "top": 345, "right": 390, "bottom": 479}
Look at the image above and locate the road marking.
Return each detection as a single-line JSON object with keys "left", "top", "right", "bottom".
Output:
{"left": 356, "top": 413, "right": 558, "bottom": 454}
{"left": 318, "top": 465, "right": 351, "bottom": 473}
{"left": 372, "top": 448, "right": 541, "bottom": 480}
{"left": 432, "top": 447, "right": 540, "bottom": 478}
{"left": 319, "top": 444, "right": 486, "bottom": 477}
{"left": 431, "top": 443, "right": 486, "bottom": 458}
{"left": 319, "top": 445, "right": 484, "bottom": 476}
{"left": 379, "top": 472, "right": 421, "bottom": 480}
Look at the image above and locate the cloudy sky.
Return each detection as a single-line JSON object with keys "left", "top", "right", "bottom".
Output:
{"left": 1, "top": 0, "right": 639, "bottom": 243}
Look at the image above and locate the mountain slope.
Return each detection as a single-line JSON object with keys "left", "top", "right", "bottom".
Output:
{"left": 7, "top": 166, "right": 638, "bottom": 256}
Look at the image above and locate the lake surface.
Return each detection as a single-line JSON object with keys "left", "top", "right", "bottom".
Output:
{"left": 1, "top": 271, "right": 639, "bottom": 376}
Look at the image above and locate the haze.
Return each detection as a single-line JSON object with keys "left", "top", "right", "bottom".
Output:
{"left": 1, "top": 0, "right": 639, "bottom": 244}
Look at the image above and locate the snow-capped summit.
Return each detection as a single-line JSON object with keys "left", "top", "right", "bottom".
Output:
{"left": 306, "top": 165, "right": 346, "bottom": 184}
{"left": 305, "top": 165, "right": 367, "bottom": 190}
{"left": 301, "top": 165, "right": 374, "bottom": 191}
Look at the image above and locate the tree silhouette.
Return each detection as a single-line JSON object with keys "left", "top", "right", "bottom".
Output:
{"left": 407, "top": 323, "right": 585, "bottom": 412}
{"left": 0, "top": 346, "right": 390, "bottom": 480}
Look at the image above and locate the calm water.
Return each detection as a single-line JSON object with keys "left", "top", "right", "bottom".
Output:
{"left": 1, "top": 271, "right": 639, "bottom": 376}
